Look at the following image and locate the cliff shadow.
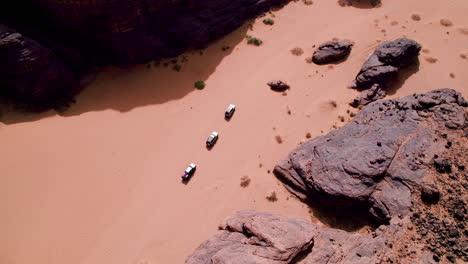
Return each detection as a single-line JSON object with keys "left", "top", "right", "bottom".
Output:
{"left": 0, "top": 23, "right": 251, "bottom": 124}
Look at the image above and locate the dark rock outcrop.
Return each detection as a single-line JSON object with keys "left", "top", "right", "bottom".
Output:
{"left": 274, "top": 89, "right": 466, "bottom": 223}
{"left": 268, "top": 80, "right": 290, "bottom": 92}
{"left": 351, "top": 38, "right": 421, "bottom": 90}
{"left": 312, "top": 39, "right": 353, "bottom": 65}
{"left": 0, "top": 0, "right": 289, "bottom": 109}
{"left": 187, "top": 211, "right": 436, "bottom": 264}
{"left": 186, "top": 211, "right": 319, "bottom": 264}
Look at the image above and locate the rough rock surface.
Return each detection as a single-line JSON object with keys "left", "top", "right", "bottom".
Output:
{"left": 350, "top": 83, "right": 386, "bottom": 108}
{"left": 312, "top": 39, "right": 353, "bottom": 65}
{"left": 186, "top": 211, "right": 319, "bottom": 264}
{"left": 187, "top": 211, "right": 437, "bottom": 264}
{"left": 351, "top": 38, "right": 421, "bottom": 90}
{"left": 268, "top": 80, "right": 290, "bottom": 92}
{"left": 274, "top": 89, "right": 467, "bottom": 223}
{"left": 0, "top": 0, "right": 289, "bottom": 108}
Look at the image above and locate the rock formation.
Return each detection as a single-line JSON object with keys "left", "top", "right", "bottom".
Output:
{"left": 312, "top": 39, "right": 353, "bottom": 65}
{"left": 274, "top": 89, "right": 466, "bottom": 223}
{"left": 350, "top": 38, "right": 421, "bottom": 107}
{"left": 187, "top": 211, "right": 437, "bottom": 264}
{"left": 0, "top": 0, "right": 289, "bottom": 108}
{"left": 186, "top": 211, "right": 318, "bottom": 264}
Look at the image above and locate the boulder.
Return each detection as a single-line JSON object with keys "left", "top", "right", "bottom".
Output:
{"left": 312, "top": 39, "right": 353, "bottom": 65}
{"left": 274, "top": 89, "right": 466, "bottom": 223}
{"left": 351, "top": 38, "right": 421, "bottom": 90}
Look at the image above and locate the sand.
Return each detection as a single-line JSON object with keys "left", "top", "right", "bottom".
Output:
{"left": 1, "top": 0, "right": 468, "bottom": 263}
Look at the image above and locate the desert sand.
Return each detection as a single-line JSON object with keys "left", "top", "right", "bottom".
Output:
{"left": 1, "top": 0, "right": 468, "bottom": 263}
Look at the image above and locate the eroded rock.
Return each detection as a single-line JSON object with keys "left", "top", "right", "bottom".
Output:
{"left": 274, "top": 89, "right": 466, "bottom": 223}
{"left": 186, "top": 211, "right": 318, "bottom": 264}
{"left": 312, "top": 39, "right": 353, "bottom": 64}
{"left": 187, "top": 211, "right": 436, "bottom": 264}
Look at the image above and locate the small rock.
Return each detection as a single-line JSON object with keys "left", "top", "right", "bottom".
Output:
{"left": 448, "top": 228, "right": 459, "bottom": 237}
{"left": 421, "top": 184, "right": 441, "bottom": 203}
{"left": 434, "top": 158, "right": 452, "bottom": 173}
{"left": 266, "top": 191, "right": 278, "bottom": 202}
{"left": 312, "top": 39, "right": 353, "bottom": 64}
{"left": 268, "top": 80, "right": 290, "bottom": 92}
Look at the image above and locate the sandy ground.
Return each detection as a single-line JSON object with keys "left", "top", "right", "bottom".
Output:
{"left": 1, "top": 0, "right": 468, "bottom": 263}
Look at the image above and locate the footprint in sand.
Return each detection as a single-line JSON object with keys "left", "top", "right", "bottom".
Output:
{"left": 390, "top": 21, "right": 399, "bottom": 26}
{"left": 460, "top": 53, "right": 467, "bottom": 59}
{"left": 240, "top": 176, "right": 251, "bottom": 188}
{"left": 458, "top": 27, "right": 468, "bottom": 35}
{"left": 275, "top": 135, "right": 283, "bottom": 144}
{"left": 449, "top": 73, "right": 455, "bottom": 79}
{"left": 290, "top": 47, "right": 304, "bottom": 56}
{"left": 440, "top": 18, "right": 453, "bottom": 27}
{"left": 422, "top": 48, "right": 430, "bottom": 54}
{"left": 425, "top": 57, "right": 438, "bottom": 63}
{"left": 411, "top": 14, "right": 421, "bottom": 21}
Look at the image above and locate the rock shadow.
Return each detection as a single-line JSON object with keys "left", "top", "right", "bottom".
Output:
{"left": 0, "top": 23, "right": 250, "bottom": 124}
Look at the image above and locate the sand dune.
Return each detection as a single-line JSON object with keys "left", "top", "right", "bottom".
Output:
{"left": 1, "top": 0, "right": 467, "bottom": 263}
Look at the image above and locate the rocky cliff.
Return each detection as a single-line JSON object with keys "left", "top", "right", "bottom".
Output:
{"left": 0, "top": 0, "right": 288, "bottom": 109}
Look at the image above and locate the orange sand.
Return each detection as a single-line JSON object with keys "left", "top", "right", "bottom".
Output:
{"left": 1, "top": 0, "right": 468, "bottom": 263}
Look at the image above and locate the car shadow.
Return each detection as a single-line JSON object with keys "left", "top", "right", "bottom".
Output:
{"left": 0, "top": 23, "right": 251, "bottom": 125}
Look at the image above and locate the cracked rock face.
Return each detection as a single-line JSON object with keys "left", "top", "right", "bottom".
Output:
{"left": 186, "top": 211, "right": 319, "bottom": 264}
{"left": 274, "top": 89, "right": 467, "bottom": 223}
{"left": 312, "top": 39, "right": 353, "bottom": 65}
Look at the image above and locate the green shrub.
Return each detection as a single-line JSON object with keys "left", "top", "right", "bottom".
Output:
{"left": 194, "top": 81, "right": 206, "bottom": 90}
{"left": 246, "top": 35, "right": 263, "bottom": 46}
{"left": 263, "top": 18, "right": 275, "bottom": 25}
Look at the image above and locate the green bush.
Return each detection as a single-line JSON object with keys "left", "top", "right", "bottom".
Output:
{"left": 246, "top": 35, "right": 263, "bottom": 46}
{"left": 194, "top": 81, "right": 206, "bottom": 90}
{"left": 263, "top": 18, "right": 275, "bottom": 25}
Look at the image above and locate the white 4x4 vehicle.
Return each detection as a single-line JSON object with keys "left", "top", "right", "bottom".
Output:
{"left": 206, "top": 131, "right": 219, "bottom": 147}
{"left": 182, "top": 163, "right": 196, "bottom": 181}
